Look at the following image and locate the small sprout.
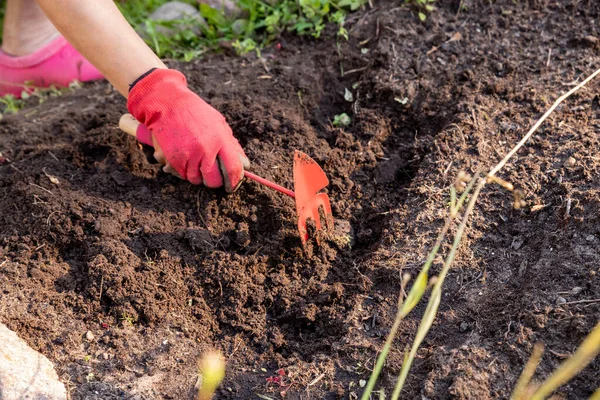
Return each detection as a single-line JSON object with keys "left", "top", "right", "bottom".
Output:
{"left": 394, "top": 97, "right": 409, "bottom": 105}
{"left": 120, "top": 312, "right": 135, "bottom": 326}
{"left": 197, "top": 350, "right": 226, "bottom": 400}
{"left": 361, "top": 48, "right": 369, "bottom": 54}
{"left": 333, "top": 113, "right": 351, "bottom": 127}
{"left": 344, "top": 88, "right": 354, "bottom": 102}
{"left": 69, "top": 80, "right": 83, "bottom": 90}
{"left": 418, "top": 12, "right": 427, "bottom": 21}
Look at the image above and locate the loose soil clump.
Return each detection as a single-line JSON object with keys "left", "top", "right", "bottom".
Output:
{"left": 1, "top": 1, "right": 599, "bottom": 398}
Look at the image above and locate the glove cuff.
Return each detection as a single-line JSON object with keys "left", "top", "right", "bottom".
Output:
{"left": 127, "top": 68, "right": 189, "bottom": 127}
{"left": 128, "top": 67, "right": 158, "bottom": 92}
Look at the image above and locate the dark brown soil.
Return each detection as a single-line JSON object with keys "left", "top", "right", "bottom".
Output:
{"left": 1, "top": 1, "right": 600, "bottom": 399}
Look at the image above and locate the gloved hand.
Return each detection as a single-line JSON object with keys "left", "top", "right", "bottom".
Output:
{"left": 127, "top": 68, "right": 249, "bottom": 192}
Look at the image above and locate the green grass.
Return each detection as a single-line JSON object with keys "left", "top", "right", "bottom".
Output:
{"left": 117, "top": 0, "right": 365, "bottom": 60}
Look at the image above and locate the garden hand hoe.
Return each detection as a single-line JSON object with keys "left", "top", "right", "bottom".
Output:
{"left": 118, "top": 114, "right": 334, "bottom": 247}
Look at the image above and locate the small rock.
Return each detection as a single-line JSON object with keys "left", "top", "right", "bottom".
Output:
{"left": 499, "top": 121, "right": 516, "bottom": 133}
{"left": 511, "top": 236, "right": 524, "bottom": 250}
{"left": 571, "top": 286, "right": 583, "bottom": 295}
{"left": 85, "top": 331, "right": 95, "bottom": 341}
{"left": 185, "top": 228, "right": 213, "bottom": 252}
{"left": 586, "top": 234, "right": 596, "bottom": 242}
{"left": 102, "top": 353, "right": 109, "bottom": 360}
{"left": 556, "top": 297, "right": 567, "bottom": 306}
{"left": 518, "top": 260, "right": 528, "bottom": 277}
{"left": 148, "top": 2, "right": 207, "bottom": 36}
{"left": 459, "top": 321, "right": 469, "bottom": 332}
{"left": 565, "top": 156, "right": 577, "bottom": 168}
{"left": 0, "top": 323, "right": 67, "bottom": 400}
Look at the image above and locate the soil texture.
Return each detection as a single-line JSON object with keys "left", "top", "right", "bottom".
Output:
{"left": 1, "top": 1, "right": 600, "bottom": 398}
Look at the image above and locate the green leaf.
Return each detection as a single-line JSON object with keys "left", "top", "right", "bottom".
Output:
{"left": 333, "top": 113, "right": 351, "bottom": 127}
{"left": 199, "top": 3, "right": 227, "bottom": 26}
{"left": 400, "top": 271, "right": 428, "bottom": 316}
{"left": 418, "top": 12, "right": 427, "bottom": 21}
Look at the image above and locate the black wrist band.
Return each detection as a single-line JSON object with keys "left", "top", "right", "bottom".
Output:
{"left": 128, "top": 68, "right": 158, "bottom": 92}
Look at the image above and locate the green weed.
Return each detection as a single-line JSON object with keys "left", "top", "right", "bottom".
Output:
{"left": 405, "top": 0, "right": 436, "bottom": 21}
{"left": 0, "top": 94, "right": 24, "bottom": 114}
{"left": 120, "top": 312, "right": 136, "bottom": 326}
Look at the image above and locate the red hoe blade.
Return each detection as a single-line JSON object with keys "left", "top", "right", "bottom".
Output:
{"left": 293, "top": 151, "right": 334, "bottom": 246}
{"left": 119, "top": 114, "right": 334, "bottom": 248}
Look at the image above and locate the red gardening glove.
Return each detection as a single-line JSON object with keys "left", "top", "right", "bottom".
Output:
{"left": 127, "top": 68, "right": 249, "bottom": 192}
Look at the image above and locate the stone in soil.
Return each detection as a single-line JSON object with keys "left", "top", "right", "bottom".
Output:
{"left": 148, "top": 1, "right": 207, "bottom": 36}
{"left": 0, "top": 323, "right": 67, "bottom": 400}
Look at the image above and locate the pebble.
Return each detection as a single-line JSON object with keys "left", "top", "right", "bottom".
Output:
{"left": 85, "top": 331, "right": 95, "bottom": 341}
{"left": 565, "top": 156, "right": 577, "bottom": 168}
{"left": 148, "top": 2, "right": 207, "bottom": 36}
{"left": 511, "top": 236, "right": 524, "bottom": 250}
{"left": 555, "top": 297, "right": 567, "bottom": 306}
{"left": 586, "top": 234, "right": 596, "bottom": 242}
{"left": 571, "top": 286, "right": 583, "bottom": 295}
{"left": 459, "top": 321, "right": 469, "bottom": 332}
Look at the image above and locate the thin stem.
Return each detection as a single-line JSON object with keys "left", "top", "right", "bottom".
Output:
{"left": 531, "top": 322, "right": 600, "bottom": 400}
{"left": 391, "top": 179, "right": 485, "bottom": 399}
{"left": 511, "top": 343, "right": 545, "bottom": 400}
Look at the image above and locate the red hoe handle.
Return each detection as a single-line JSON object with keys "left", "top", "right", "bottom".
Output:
{"left": 244, "top": 171, "right": 295, "bottom": 198}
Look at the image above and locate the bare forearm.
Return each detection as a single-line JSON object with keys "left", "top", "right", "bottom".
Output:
{"left": 35, "top": 0, "right": 166, "bottom": 97}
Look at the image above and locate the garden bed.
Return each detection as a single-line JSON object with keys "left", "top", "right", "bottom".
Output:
{"left": 1, "top": 1, "right": 599, "bottom": 398}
